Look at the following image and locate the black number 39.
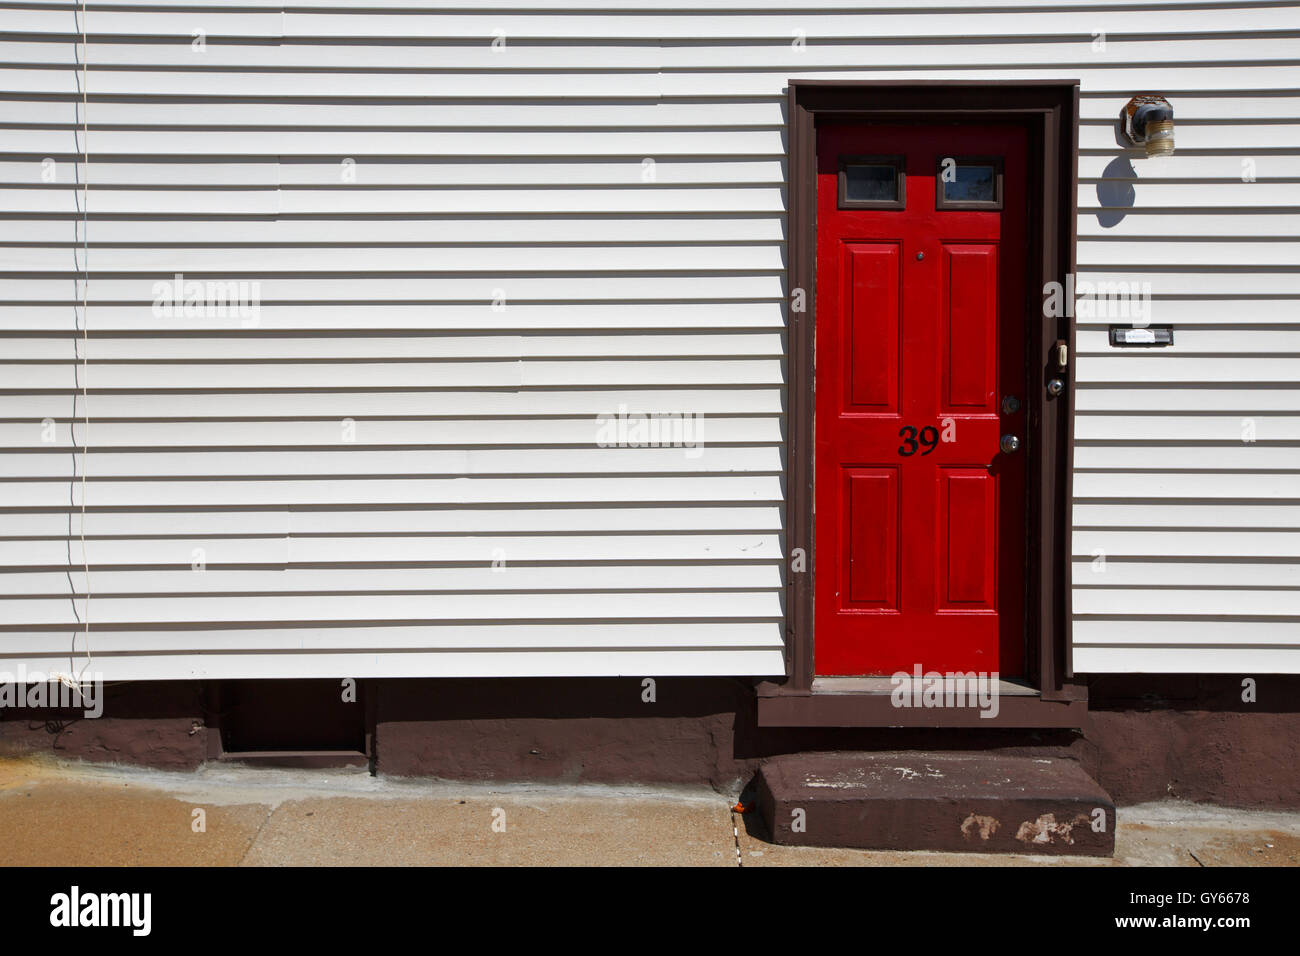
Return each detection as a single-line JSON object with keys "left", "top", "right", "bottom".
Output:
{"left": 898, "top": 425, "right": 939, "bottom": 456}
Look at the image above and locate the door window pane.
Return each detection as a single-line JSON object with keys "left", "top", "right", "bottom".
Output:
{"left": 944, "top": 164, "right": 997, "bottom": 203}
{"left": 838, "top": 156, "right": 905, "bottom": 209}
{"left": 845, "top": 164, "right": 897, "bottom": 202}
{"left": 936, "top": 157, "right": 1003, "bottom": 208}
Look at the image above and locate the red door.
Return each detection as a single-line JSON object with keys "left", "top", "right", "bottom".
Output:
{"left": 813, "top": 123, "right": 1028, "bottom": 677}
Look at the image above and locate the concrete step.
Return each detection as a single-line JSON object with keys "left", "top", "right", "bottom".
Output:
{"left": 756, "top": 751, "right": 1116, "bottom": 856}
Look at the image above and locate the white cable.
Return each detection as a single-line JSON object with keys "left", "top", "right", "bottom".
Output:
{"left": 56, "top": 0, "right": 93, "bottom": 690}
{"left": 78, "top": 0, "right": 92, "bottom": 683}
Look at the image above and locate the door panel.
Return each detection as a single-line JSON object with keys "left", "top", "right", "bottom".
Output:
{"left": 942, "top": 243, "right": 998, "bottom": 410}
{"left": 846, "top": 242, "right": 901, "bottom": 411}
{"left": 814, "top": 123, "right": 1028, "bottom": 677}
{"left": 939, "top": 468, "right": 997, "bottom": 609}
{"left": 845, "top": 467, "right": 899, "bottom": 609}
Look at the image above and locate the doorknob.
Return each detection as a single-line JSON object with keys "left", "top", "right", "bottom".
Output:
{"left": 1000, "top": 434, "right": 1021, "bottom": 454}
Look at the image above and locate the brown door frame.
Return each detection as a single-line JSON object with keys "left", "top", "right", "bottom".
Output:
{"left": 765, "top": 80, "right": 1084, "bottom": 727}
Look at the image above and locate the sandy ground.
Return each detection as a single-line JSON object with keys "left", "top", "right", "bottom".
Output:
{"left": 2, "top": 754, "right": 1298, "bottom": 867}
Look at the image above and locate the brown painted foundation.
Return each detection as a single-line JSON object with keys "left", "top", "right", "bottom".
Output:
{"left": 2, "top": 676, "right": 1298, "bottom": 810}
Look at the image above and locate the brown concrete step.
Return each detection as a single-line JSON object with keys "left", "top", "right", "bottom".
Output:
{"left": 757, "top": 751, "right": 1115, "bottom": 856}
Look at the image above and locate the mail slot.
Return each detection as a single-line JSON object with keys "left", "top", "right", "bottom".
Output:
{"left": 1110, "top": 325, "right": 1173, "bottom": 347}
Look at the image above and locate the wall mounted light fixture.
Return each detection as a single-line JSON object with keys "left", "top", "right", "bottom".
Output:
{"left": 1120, "top": 94, "right": 1175, "bottom": 157}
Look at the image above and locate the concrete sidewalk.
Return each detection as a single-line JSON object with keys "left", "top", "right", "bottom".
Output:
{"left": 2, "top": 755, "right": 1298, "bottom": 866}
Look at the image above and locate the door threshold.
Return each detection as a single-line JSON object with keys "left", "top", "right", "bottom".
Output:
{"left": 755, "top": 678, "right": 1087, "bottom": 728}
{"left": 811, "top": 676, "right": 1039, "bottom": 697}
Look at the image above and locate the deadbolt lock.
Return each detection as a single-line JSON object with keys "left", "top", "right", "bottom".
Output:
{"left": 1000, "top": 434, "right": 1021, "bottom": 454}
{"left": 1001, "top": 395, "right": 1021, "bottom": 415}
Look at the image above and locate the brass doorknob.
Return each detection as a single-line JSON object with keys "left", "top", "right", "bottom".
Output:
{"left": 1000, "top": 434, "right": 1021, "bottom": 454}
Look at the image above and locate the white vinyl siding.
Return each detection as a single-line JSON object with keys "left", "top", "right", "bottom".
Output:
{"left": 0, "top": 0, "right": 1296, "bottom": 678}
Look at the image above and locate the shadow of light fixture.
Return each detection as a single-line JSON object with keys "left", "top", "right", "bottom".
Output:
{"left": 1120, "top": 94, "right": 1175, "bottom": 157}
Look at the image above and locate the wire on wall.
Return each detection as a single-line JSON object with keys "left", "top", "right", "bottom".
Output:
{"left": 61, "top": 0, "right": 94, "bottom": 687}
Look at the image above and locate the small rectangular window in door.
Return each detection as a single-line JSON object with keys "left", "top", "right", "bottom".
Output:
{"left": 936, "top": 156, "right": 1004, "bottom": 209}
{"left": 838, "top": 155, "right": 905, "bottom": 209}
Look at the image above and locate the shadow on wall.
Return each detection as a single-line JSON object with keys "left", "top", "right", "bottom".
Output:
{"left": 1096, "top": 155, "right": 1138, "bottom": 228}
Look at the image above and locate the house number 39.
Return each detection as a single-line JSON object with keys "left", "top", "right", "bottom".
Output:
{"left": 897, "top": 425, "right": 939, "bottom": 456}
